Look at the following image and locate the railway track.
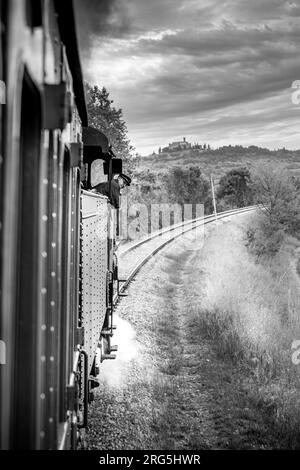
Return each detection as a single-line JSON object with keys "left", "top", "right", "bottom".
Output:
{"left": 114, "top": 205, "right": 257, "bottom": 304}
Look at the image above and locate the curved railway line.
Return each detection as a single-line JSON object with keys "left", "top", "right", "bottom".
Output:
{"left": 115, "top": 206, "right": 257, "bottom": 304}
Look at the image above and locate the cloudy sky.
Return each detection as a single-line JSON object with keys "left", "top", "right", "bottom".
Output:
{"left": 75, "top": 0, "right": 300, "bottom": 155}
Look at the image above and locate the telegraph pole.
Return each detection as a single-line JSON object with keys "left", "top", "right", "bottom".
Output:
{"left": 210, "top": 174, "right": 218, "bottom": 228}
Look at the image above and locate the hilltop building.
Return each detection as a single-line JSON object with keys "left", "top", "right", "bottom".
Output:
{"left": 158, "top": 139, "right": 211, "bottom": 154}
{"left": 162, "top": 137, "right": 192, "bottom": 152}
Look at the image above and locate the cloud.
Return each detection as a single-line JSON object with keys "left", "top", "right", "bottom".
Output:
{"left": 75, "top": 0, "right": 300, "bottom": 153}
{"left": 73, "top": 0, "right": 133, "bottom": 50}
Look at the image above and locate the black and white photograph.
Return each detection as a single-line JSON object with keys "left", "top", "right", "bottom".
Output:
{"left": 0, "top": 0, "right": 300, "bottom": 460}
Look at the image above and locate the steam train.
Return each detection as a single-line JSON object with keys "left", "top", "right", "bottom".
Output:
{"left": 0, "top": 0, "right": 122, "bottom": 449}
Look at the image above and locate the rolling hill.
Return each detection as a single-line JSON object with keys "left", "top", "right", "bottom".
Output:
{"left": 137, "top": 146, "right": 300, "bottom": 182}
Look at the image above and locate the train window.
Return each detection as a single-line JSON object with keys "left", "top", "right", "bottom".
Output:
{"left": 14, "top": 69, "right": 41, "bottom": 448}
{"left": 103, "top": 158, "right": 123, "bottom": 176}
{"left": 26, "top": 0, "right": 43, "bottom": 28}
{"left": 91, "top": 159, "right": 105, "bottom": 187}
{"left": 80, "top": 162, "right": 89, "bottom": 189}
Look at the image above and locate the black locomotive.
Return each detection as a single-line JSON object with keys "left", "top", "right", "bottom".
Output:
{"left": 0, "top": 0, "right": 121, "bottom": 449}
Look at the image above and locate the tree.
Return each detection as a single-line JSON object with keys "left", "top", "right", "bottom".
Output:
{"left": 293, "top": 176, "right": 300, "bottom": 191}
{"left": 217, "top": 167, "right": 253, "bottom": 208}
{"left": 251, "top": 164, "right": 300, "bottom": 237}
{"left": 85, "top": 84, "right": 138, "bottom": 174}
{"left": 165, "top": 166, "right": 212, "bottom": 214}
{"left": 245, "top": 164, "right": 300, "bottom": 257}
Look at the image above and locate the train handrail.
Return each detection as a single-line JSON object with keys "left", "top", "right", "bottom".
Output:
{"left": 81, "top": 190, "right": 108, "bottom": 200}
{"left": 58, "top": 346, "right": 81, "bottom": 450}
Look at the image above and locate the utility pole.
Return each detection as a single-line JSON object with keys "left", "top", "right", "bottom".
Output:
{"left": 210, "top": 174, "right": 218, "bottom": 228}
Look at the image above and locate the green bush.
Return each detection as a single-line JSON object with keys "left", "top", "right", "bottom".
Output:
{"left": 246, "top": 222, "right": 285, "bottom": 258}
{"left": 248, "top": 164, "right": 300, "bottom": 257}
{"left": 164, "top": 166, "right": 213, "bottom": 213}
{"left": 217, "top": 167, "right": 253, "bottom": 208}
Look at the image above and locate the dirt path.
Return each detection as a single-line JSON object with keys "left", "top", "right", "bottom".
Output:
{"left": 86, "top": 216, "right": 279, "bottom": 450}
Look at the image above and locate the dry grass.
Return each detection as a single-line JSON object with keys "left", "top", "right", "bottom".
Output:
{"left": 192, "top": 215, "right": 300, "bottom": 447}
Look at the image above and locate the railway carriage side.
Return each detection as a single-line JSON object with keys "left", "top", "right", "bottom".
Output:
{"left": 0, "top": 0, "right": 88, "bottom": 449}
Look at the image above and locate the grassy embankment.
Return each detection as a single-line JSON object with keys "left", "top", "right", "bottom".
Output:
{"left": 192, "top": 215, "right": 300, "bottom": 448}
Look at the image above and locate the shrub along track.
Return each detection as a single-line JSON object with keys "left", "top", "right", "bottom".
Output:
{"left": 86, "top": 211, "right": 282, "bottom": 450}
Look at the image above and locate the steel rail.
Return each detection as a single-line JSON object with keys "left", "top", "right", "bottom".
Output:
{"left": 117, "top": 205, "right": 257, "bottom": 256}
{"left": 114, "top": 206, "right": 257, "bottom": 304}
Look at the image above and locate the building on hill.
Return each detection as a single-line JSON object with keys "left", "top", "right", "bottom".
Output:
{"left": 160, "top": 138, "right": 212, "bottom": 153}
{"left": 162, "top": 137, "right": 192, "bottom": 152}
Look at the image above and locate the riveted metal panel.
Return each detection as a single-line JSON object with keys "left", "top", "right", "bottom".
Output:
{"left": 81, "top": 191, "right": 108, "bottom": 373}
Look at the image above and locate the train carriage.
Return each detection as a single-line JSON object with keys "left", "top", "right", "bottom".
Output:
{"left": 0, "top": 0, "right": 120, "bottom": 449}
